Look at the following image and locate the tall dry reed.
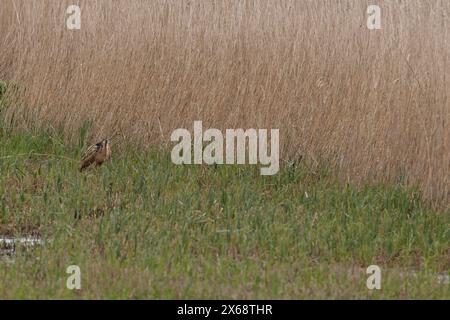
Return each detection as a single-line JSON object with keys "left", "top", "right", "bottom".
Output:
{"left": 0, "top": 0, "right": 448, "bottom": 206}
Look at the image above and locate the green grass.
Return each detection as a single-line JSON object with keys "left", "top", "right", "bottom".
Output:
{"left": 0, "top": 129, "right": 448, "bottom": 299}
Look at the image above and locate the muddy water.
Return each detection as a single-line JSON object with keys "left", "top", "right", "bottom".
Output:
{"left": 0, "top": 236, "right": 45, "bottom": 258}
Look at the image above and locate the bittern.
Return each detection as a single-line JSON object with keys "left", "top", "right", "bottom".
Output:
{"left": 79, "top": 139, "right": 111, "bottom": 172}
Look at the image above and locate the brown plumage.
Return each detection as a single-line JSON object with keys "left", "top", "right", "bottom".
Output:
{"left": 79, "top": 139, "right": 112, "bottom": 172}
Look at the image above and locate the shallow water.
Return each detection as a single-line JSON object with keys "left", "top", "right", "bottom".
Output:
{"left": 0, "top": 236, "right": 45, "bottom": 258}
{"left": 436, "top": 274, "right": 450, "bottom": 285}
{"left": 0, "top": 236, "right": 44, "bottom": 246}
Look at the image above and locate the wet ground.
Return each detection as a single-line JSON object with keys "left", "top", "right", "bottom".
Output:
{"left": 0, "top": 236, "right": 45, "bottom": 259}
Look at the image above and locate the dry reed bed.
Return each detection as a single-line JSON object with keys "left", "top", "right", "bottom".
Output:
{"left": 0, "top": 0, "right": 448, "bottom": 206}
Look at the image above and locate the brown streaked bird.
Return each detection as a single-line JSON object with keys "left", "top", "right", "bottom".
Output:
{"left": 79, "top": 139, "right": 112, "bottom": 172}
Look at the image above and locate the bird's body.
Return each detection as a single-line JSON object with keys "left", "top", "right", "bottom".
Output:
{"left": 80, "top": 139, "right": 111, "bottom": 171}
